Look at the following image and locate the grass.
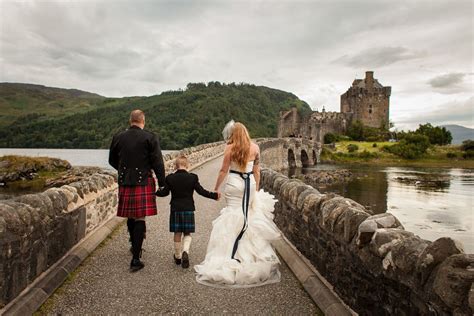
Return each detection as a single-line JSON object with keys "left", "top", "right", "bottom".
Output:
{"left": 0, "top": 155, "right": 70, "bottom": 172}
{"left": 0, "top": 83, "right": 106, "bottom": 127}
{"left": 322, "top": 141, "right": 474, "bottom": 168}
{"left": 0, "top": 155, "right": 71, "bottom": 192}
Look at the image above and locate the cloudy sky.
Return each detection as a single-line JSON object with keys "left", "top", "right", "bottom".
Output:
{"left": 1, "top": 0, "right": 472, "bottom": 130}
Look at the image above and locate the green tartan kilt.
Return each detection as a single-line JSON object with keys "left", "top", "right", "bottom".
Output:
{"left": 169, "top": 210, "right": 195, "bottom": 233}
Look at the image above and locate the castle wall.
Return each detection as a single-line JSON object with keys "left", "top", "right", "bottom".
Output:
{"left": 341, "top": 86, "right": 390, "bottom": 128}
{"left": 278, "top": 108, "right": 301, "bottom": 138}
{"left": 278, "top": 71, "right": 391, "bottom": 137}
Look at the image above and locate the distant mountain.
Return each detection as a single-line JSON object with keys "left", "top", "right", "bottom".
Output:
{"left": 0, "top": 82, "right": 106, "bottom": 127}
{"left": 441, "top": 124, "right": 474, "bottom": 144}
{"left": 0, "top": 82, "right": 311, "bottom": 149}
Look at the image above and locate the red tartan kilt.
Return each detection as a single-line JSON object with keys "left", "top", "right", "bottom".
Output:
{"left": 117, "top": 177, "right": 158, "bottom": 218}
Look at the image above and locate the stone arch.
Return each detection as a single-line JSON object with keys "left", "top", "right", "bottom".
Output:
{"left": 301, "top": 150, "right": 310, "bottom": 167}
{"left": 288, "top": 148, "right": 296, "bottom": 168}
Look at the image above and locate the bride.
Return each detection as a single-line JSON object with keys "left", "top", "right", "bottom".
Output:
{"left": 194, "top": 121, "right": 281, "bottom": 288}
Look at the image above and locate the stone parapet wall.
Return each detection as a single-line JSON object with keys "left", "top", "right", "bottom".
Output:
{"left": 0, "top": 170, "right": 117, "bottom": 307}
{"left": 0, "top": 140, "right": 227, "bottom": 308}
{"left": 260, "top": 168, "right": 473, "bottom": 315}
{"left": 163, "top": 141, "right": 226, "bottom": 172}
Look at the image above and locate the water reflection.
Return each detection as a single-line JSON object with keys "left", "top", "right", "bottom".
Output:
{"left": 288, "top": 164, "right": 474, "bottom": 253}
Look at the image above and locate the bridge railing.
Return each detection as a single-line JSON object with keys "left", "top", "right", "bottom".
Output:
{"left": 260, "top": 167, "right": 472, "bottom": 315}
{"left": 0, "top": 141, "right": 227, "bottom": 309}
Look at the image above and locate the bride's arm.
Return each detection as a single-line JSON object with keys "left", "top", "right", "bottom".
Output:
{"left": 252, "top": 144, "right": 261, "bottom": 191}
{"left": 214, "top": 145, "right": 231, "bottom": 191}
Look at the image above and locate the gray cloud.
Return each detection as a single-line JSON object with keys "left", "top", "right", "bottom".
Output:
{"left": 426, "top": 73, "right": 471, "bottom": 96}
{"left": 429, "top": 73, "right": 465, "bottom": 88}
{"left": 334, "top": 47, "right": 426, "bottom": 68}
{"left": 0, "top": 0, "right": 473, "bottom": 129}
{"left": 395, "top": 97, "right": 474, "bottom": 129}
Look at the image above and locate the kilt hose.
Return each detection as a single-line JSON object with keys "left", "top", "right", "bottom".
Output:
{"left": 117, "top": 176, "right": 158, "bottom": 218}
{"left": 169, "top": 210, "right": 195, "bottom": 233}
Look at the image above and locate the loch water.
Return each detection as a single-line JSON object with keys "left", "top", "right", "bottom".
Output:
{"left": 289, "top": 164, "right": 474, "bottom": 253}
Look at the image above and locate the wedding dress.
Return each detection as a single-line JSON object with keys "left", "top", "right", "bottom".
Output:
{"left": 194, "top": 161, "right": 281, "bottom": 288}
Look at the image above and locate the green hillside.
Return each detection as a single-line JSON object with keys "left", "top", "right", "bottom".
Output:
{"left": 0, "top": 82, "right": 311, "bottom": 150}
{"left": 0, "top": 82, "right": 107, "bottom": 127}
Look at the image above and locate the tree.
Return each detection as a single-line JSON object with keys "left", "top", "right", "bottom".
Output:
{"left": 347, "top": 120, "right": 365, "bottom": 141}
{"left": 415, "top": 123, "right": 452, "bottom": 145}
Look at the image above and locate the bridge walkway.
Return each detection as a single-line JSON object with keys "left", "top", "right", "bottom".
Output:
{"left": 38, "top": 156, "right": 320, "bottom": 314}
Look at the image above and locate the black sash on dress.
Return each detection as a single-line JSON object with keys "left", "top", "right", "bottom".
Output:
{"left": 229, "top": 170, "right": 253, "bottom": 262}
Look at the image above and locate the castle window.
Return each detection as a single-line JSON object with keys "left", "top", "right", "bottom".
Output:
{"left": 369, "top": 109, "right": 372, "bottom": 114}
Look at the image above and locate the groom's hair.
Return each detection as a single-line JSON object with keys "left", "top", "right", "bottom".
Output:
{"left": 175, "top": 155, "right": 189, "bottom": 169}
{"left": 130, "top": 110, "right": 145, "bottom": 124}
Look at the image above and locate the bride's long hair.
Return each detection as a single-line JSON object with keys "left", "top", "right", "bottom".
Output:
{"left": 229, "top": 122, "right": 251, "bottom": 171}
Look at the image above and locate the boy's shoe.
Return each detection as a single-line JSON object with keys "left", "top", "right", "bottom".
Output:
{"left": 174, "top": 255, "right": 182, "bottom": 265}
{"left": 130, "top": 259, "right": 145, "bottom": 272}
{"left": 181, "top": 251, "right": 189, "bottom": 269}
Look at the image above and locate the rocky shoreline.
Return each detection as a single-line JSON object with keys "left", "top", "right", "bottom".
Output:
{"left": 0, "top": 155, "right": 73, "bottom": 198}
{"left": 0, "top": 155, "right": 71, "bottom": 184}
{"left": 295, "top": 169, "right": 352, "bottom": 187}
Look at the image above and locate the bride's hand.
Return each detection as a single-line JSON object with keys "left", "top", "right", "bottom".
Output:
{"left": 216, "top": 192, "right": 222, "bottom": 200}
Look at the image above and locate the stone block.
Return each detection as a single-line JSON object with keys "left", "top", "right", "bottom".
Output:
{"left": 383, "top": 236, "right": 430, "bottom": 288}
{"left": 44, "top": 188, "right": 68, "bottom": 215}
{"left": 279, "top": 180, "right": 302, "bottom": 202}
{"left": 370, "top": 228, "right": 414, "bottom": 257}
{"left": 288, "top": 184, "right": 313, "bottom": 207}
{"left": 356, "top": 213, "right": 404, "bottom": 247}
{"left": 433, "top": 254, "right": 474, "bottom": 314}
{"left": 416, "top": 237, "right": 464, "bottom": 284}
{"left": 341, "top": 208, "right": 370, "bottom": 243}
{"left": 272, "top": 175, "right": 288, "bottom": 195}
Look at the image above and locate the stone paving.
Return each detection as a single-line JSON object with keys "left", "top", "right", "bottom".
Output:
{"left": 38, "top": 157, "right": 319, "bottom": 314}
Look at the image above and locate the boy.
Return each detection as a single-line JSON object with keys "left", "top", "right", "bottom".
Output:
{"left": 156, "top": 155, "right": 219, "bottom": 268}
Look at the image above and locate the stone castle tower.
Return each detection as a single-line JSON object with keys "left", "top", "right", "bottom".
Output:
{"left": 278, "top": 71, "right": 391, "bottom": 142}
{"left": 340, "top": 71, "right": 391, "bottom": 129}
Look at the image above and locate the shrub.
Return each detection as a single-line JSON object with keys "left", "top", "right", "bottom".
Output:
{"left": 462, "top": 150, "right": 474, "bottom": 159}
{"left": 372, "top": 143, "right": 378, "bottom": 148}
{"left": 383, "top": 133, "right": 430, "bottom": 159}
{"left": 347, "top": 144, "right": 359, "bottom": 153}
{"left": 446, "top": 152, "right": 457, "bottom": 158}
{"left": 324, "top": 133, "right": 338, "bottom": 144}
{"left": 366, "top": 136, "right": 380, "bottom": 142}
{"left": 358, "top": 150, "right": 379, "bottom": 159}
{"left": 461, "top": 140, "right": 474, "bottom": 151}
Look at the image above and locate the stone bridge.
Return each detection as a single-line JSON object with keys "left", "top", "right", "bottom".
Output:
{"left": 1, "top": 138, "right": 472, "bottom": 315}
{"left": 256, "top": 137, "right": 322, "bottom": 169}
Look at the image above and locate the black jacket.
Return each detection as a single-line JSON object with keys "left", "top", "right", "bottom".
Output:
{"left": 156, "top": 169, "right": 218, "bottom": 211}
{"left": 108, "top": 125, "right": 165, "bottom": 187}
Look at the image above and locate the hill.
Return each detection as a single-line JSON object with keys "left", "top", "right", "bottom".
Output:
{"left": 0, "top": 82, "right": 311, "bottom": 149}
{"left": 440, "top": 125, "right": 474, "bottom": 144}
{"left": 0, "top": 82, "right": 106, "bottom": 127}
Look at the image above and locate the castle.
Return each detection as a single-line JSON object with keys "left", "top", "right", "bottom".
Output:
{"left": 278, "top": 71, "right": 391, "bottom": 142}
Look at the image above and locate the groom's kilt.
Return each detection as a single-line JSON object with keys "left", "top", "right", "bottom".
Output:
{"left": 117, "top": 176, "right": 157, "bottom": 218}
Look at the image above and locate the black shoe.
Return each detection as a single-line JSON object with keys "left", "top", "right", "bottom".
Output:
{"left": 181, "top": 251, "right": 189, "bottom": 269}
{"left": 130, "top": 259, "right": 144, "bottom": 272}
{"left": 174, "top": 255, "right": 182, "bottom": 265}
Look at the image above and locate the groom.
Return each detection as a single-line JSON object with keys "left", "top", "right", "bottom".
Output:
{"left": 109, "top": 109, "right": 166, "bottom": 271}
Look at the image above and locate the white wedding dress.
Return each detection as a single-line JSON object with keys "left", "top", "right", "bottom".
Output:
{"left": 194, "top": 161, "right": 281, "bottom": 288}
